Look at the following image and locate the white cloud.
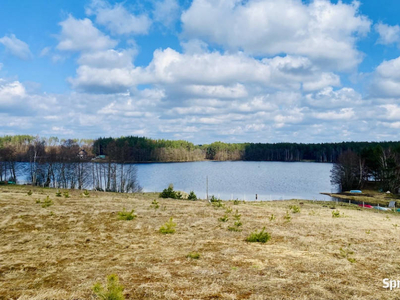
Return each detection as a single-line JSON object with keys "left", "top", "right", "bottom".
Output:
{"left": 313, "top": 108, "right": 355, "bottom": 120}
{"left": 57, "top": 15, "right": 117, "bottom": 52}
{"left": 0, "top": 80, "right": 26, "bottom": 105}
{"left": 153, "top": 0, "right": 180, "bottom": 28}
{"left": 370, "top": 56, "right": 400, "bottom": 97}
{"left": 375, "top": 22, "right": 400, "bottom": 46}
{"left": 181, "top": 0, "right": 371, "bottom": 71}
{"left": 87, "top": 0, "right": 151, "bottom": 35}
{"left": 306, "top": 87, "right": 363, "bottom": 108}
{"left": 69, "top": 47, "right": 339, "bottom": 94}
{"left": 0, "top": 34, "right": 32, "bottom": 60}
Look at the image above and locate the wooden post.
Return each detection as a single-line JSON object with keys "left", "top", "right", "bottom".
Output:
{"left": 206, "top": 176, "right": 208, "bottom": 201}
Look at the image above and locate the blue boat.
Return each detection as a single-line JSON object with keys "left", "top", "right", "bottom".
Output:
{"left": 350, "top": 190, "right": 362, "bottom": 193}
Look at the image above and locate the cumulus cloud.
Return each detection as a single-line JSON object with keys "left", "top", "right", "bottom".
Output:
{"left": 57, "top": 15, "right": 117, "bottom": 52}
{"left": 305, "top": 87, "right": 363, "bottom": 108}
{"left": 181, "top": 0, "right": 371, "bottom": 71}
{"left": 87, "top": 0, "right": 151, "bottom": 35}
{"left": 0, "top": 80, "right": 26, "bottom": 104}
{"left": 375, "top": 22, "right": 400, "bottom": 46}
{"left": 370, "top": 56, "right": 400, "bottom": 97}
{"left": 0, "top": 34, "right": 32, "bottom": 60}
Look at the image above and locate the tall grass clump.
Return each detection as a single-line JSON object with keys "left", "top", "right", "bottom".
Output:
{"left": 159, "top": 217, "right": 176, "bottom": 234}
{"left": 117, "top": 208, "right": 136, "bottom": 220}
{"left": 92, "top": 274, "right": 125, "bottom": 300}
{"left": 246, "top": 227, "right": 271, "bottom": 243}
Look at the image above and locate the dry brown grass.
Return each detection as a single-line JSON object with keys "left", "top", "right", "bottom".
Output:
{"left": 326, "top": 189, "right": 400, "bottom": 207}
{"left": 1, "top": 185, "right": 400, "bottom": 299}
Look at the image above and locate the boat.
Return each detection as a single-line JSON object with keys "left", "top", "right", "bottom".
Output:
{"left": 350, "top": 190, "right": 362, "bottom": 193}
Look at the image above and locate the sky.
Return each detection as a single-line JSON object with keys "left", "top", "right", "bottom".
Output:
{"left": 1, "top": 0, "right": 400, "bottom": 144}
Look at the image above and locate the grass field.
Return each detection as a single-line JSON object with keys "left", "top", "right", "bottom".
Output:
{"left": 1, "top": 185, "right": 400, "bottom": 299}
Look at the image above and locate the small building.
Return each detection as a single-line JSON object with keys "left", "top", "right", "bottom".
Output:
{"left": 78, "top": 149, "right": 88, "bottom": 159}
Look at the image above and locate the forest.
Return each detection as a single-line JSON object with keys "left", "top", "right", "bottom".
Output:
{"left": 1, "top": 135, "right": 400, "bottom": 193}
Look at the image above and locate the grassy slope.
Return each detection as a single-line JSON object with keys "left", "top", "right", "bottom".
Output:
{"left": 1, "top": 185, "right": 400, "bottom": 299}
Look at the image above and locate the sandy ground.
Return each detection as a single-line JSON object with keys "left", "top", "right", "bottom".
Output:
{"left": 1, "top": 185, "right": 400, "bottom": 299}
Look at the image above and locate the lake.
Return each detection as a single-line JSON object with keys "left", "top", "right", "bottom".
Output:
{"left": 137, "top": 161, "right": 337, "bottom": 201}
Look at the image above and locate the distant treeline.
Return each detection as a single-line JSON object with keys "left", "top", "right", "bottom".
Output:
{"left": 93, "top": 136, "right": 400, "bottom": 163}
{"left": 2, "top": 135, "right": 400, "bottom": 164}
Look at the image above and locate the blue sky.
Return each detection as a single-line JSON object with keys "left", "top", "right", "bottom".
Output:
{"left": 1, "top": 0, "right": 400, "bottom": 143}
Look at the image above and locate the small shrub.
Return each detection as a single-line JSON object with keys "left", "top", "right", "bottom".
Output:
{"left": 309, "top": 210, "right": 316, "bottom": 216}
{"left": 228, "top": 210, "right": 242, "bottom": 231}
{"left": 246, "top": 227, "right": 271, "bottom": 243}
{"left": 37, "top": 196, "right": 53, "bottom": 208}
{"left": 56, "top": 190, "right": 62, "bottom": 197}
{"left": 187, "top": 191, "right": 197, "bottom": 200}
{"left": 117, "top": 208, "right": 136, "bottom": 221}
{"left": 225, "top": 207, "right": 233, "bottom": 214}
{"left": 339, "top": 244, "right": 356, "bottom": 263}
{"left": 186, "top": 252, "right": 200, "bottom": 259}
{"left": 83, "top": 190, "right": 90, "bottom": 197}
{"left": 289, "top": 205, "right": 300, "bottom": 214}
{"left": 209, "top": 195, "right": 219, "bottom": 202}
{"left": 150, "top": 199, "right": 160, "bottom": 209}
{"left": 218, "top": 214, "right": 229, "bottom": 222}
{"left": 233, "top": 209, "right": 241, "bottom": 221}
{"left": 159, "top": 184, "right": 179, "bottom": 199}
{"left": 159, "top": 217, "right": 176, "bottom": 234}
{"left": 269, "top": 214, "right": 276, "bottom": 221}
{"left": 365, "top": 230, "right": 371, "bottom": 234}
{"left": 283, "top": 211, "right": 291, "bottom": 223}
{"left": 332, "top": 210, "right": 344, "bottom": 218}
{"left": 233, "top": 199, "right": 240, "bottom": 205}
{"left": 211, "top": 199, "right": 224, "bottom": 209}
{"left": 27, "top": 190, "right": 33, "bottom": 196}
{"left": 63, "top": 191, "right": 70, "bottom": 198}
{"left": 393, "top": 224, "right": 398, "bottom": 229}
{"left": 92, "top": 274, "right": 124, "bottom": 300}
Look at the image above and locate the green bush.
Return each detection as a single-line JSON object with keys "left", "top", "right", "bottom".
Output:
{"left": 283, "top": 211, "right": 291, "bottom": 223}
{"left": 150, "top": 199, "right": 160, "bottom": 209}
{"left": 56, "top": 190, "right": 62, "bottom": 197}
{"left": 186, "top": 252, "right": 200, "bottom": 259}
{"left": 289, "top": 205, "right": 300, "bottom": 213}
{"left": 187, "top": 191, "right": 197, "bottom": 200}
{"left": 117, "top": 208, "right": 136, "bottom": 220}
{"left": 332, "top": 210, "right": 343, "bottom": 218}
{"left": 159, "top": 184, "right": 182, "bottom": 199}
{"left": 159, "top": 217, "right": 176, "bottom": 234}
{"left": 233, "top": 199, "right": 240, "bottom": 205}
{"left": 63, "top": 191, "right": 70, "bottom": 198}
{"left": 269, "top": 214, "right": 276, "bottom": 221}
{"left": 27, "top": 190, "right": 32, "bottom": 196}
{"left": 83, "top": 190, "right": 90, "bottom": 197}
{"left": 92, "top": 274, "right": 124, "bottom": 300}
{"left": 218, "top": 214, "right": 229, "bottom": 222}
{"left": 209, "top": 195, "right": 219, "bottom": 202}
{"left": 228, "top": 210, "right": 243, "bottom": 231}
{"left": 246, "top": 227, "right": 271, "bottom": 243}
{"left": 37, "top": 196, "right": 53, "bottom": 208}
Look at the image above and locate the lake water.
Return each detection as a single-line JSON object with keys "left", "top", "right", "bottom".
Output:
{"left": 137, "top": 161, "right": 337, "bottom": 201}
